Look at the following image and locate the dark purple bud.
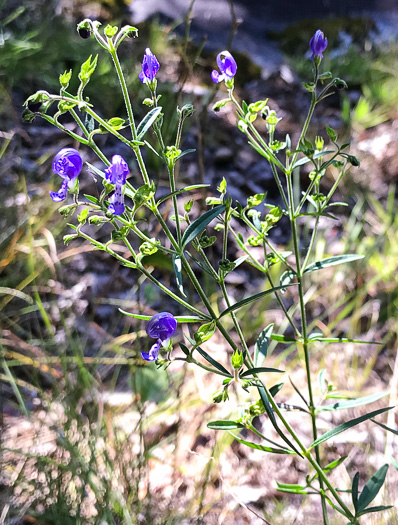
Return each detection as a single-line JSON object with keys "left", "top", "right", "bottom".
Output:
{"left": 78, "top": 28, "right": 91, "bottom": 39}
{"left": 211, "top": 50, "right": 237, "bottom": 84}
{"left": 107, "top": 183, "right": 125, "bottom": 215}
{"left": 146, "top": 312, "right": 177, "bottom": 341}
{"left": 139, "top": 48, "right": 160, "bottom": 84}
{"left": 141, "top": 340, "right": 161, "bottom": 361}
{"left": 309, "top": 30, "right": 328, "bottom": 62}
{"left": 105, "top": 154, "right": 129, "bottom": 185}
{"left": 50, "top": 179, "right": 68, "bottom": 202}
{"left": 52, "top": 148, "right": 83, "bottom": 181}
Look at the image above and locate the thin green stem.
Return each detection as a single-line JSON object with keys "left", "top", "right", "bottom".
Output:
{"left": 110, "top": 48, "right": 137, "bottom": 140}
{"left": 286, "top": 172, "right": 329, "bottom": 524}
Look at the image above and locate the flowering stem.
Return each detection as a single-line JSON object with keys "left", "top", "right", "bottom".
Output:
{"left": 286, "top": 171, "right": 329, "bottom": 525}
{"left": 109, "top": 47, "right": 137, "bottom": 140}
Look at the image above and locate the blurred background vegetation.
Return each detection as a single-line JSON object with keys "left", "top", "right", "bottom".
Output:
{"left": 1, "top": 0, "right": 397, "bottom": 523}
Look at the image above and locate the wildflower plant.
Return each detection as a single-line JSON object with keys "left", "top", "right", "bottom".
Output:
{"left": 23, "top": 22, "right": 395, "bottom": 524}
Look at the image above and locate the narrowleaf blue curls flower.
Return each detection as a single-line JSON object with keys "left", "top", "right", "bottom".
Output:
{"left": 139, "top": 48, "right": 160, "bottom": 85}
{"left": 211, "top": 51, "right": 237, "bottom": 84}
{"left": 105, "top": 154, "right": 129, "bottom": 215}
{"left": 142, "top": 312, "right": 177, "bottom": 361}
{"left": 50, "top": 148, "right": 82, "bottom": 202}
{"left": 309, "top": 30, "right": 328, "bottom": 62}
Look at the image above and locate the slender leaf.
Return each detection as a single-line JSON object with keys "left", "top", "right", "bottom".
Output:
{"left": 228, "top": 432, "right": 295, "bottom": 455}
{"left": 371, "top": 419, "right": 398, "bottom": 436}
{"left": 254, "top": 323, "right": 274, "bottom": 367}
{"left": 293, "top": 149, "right": 335, "bottom": 168}
{"left": 136, "top": 107, "right": 162, "bottom": 139}
{"left": 276, "top": 482, "right": 310, "bottom": 494}
{"left": 185, "top": 251, "right": 213, "bottom": 276}
{"left": 357, "top": 505, "right": 393, "bottom": 517}
{"left": 240, "top": 367, "right": 284, "bottom": 378}
{"left": 219, "top": 284, "right": 295, "bottom": 318}
{"left": 270, "top": 334, "right": 297, "bottom": 343}
{"left": 179, "top": 342, "right": 190, "bottom": 356}
{"left": 174, "top": 148, "right": 196, "bottom": 161}
{"left": 391, "top": 457, "right": 398, "bottom": 470}
{"left": 258, "top": 386, "right": 302, "bottom": 456}
{"left": 352, "top": 472, "right": 359, "bottom": 512}
{"left": 181, "top": 205, "right": 225, "bottom": 248}
{"left": 207, "top": 420, "right": 244, "bottom": 430}
{"left": 157, "top": 184, "right": 210, "bottom": 205}
{"left": 309, "top": 407, "right": 393, "bottom": 449}
{"left": 269, "top": 383, "right": 284, "bottom": 397}
{"left": 144, "top": 140, "right": 161, "bottom": 159}
{"left": 357, "top": 464, "right": 389, "bottom": 513}
{"left": 195, "top": 346, "right": 232, "bottom": 377}
{"left": 304, "top": 254, "right": 364, "bottom": 274}
{"left": 317, "top": 391, "right": 390, "bottom": 412}
{"left": 118, "top": 309, "right": 208, "bottom": 322}
{"left": 323, "top": 456, "right": 348, "bottom": 474}
{"left": 309, "top": 336, "right": 380, "bottom": 345}
{"left": 172, "top": 255, "right": 186, "bottom": 297}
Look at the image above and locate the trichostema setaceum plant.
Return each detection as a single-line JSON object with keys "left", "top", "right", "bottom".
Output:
{"left": 23, "top": 20, "right": 395, "bottom": 524}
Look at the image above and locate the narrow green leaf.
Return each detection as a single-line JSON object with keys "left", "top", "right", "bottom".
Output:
{"left": 172, "top": 255, "right": 186, "bottom": 297}
{"left": 228, "top": 432, "right": 295, "bottom": 455}
{"left": 293, "top": 149, "right": 335, "bottom": 168}
{"left": 304, "top": 254, "right": 364, "bottom": 275}
{"left": 219, "top": 284, "right": 295, "bottom": 318}
{"left": 195, "top": 346, "right": 232, "bottom": 377}
{"left": 179, "top": 342, "right": 190, "bottom": 356}
{"left": 137, "top": 107, "right": 162, "bottom": 139}
{"left": 309, "top": 336, "right": 380, "bottom": 345}
{"left": 270, "top": 334, "right": 297, "bottom": 343}
{"left": 317, "top": 391, "right": 390, "bottom": 412}
{"left": 357, "top": 464, "right": 389, "bottom": 513}
{"left": 269, "top": 383, "right": 284, "bottom": 397}
{"left": 391, "top": 457, "right": 398, "bottom": 470}
{"left": 84, "top": 194, "right": 99, "bottom": 204}
{"left": 118, "top": 309, "right": 207, "bottom": 322}
{"left": 157, "top": 184, "right": 210, "bottom": 205}
{"left": 207, "top": 420, "right": 244, "bottom": 430}
{"left": 258, "top": 387, "right": 302, "bottom": 456}
{"left": 309, "top": 407, "right": 393, "bottom": 450}
{"left": 357, "top": 505, "right": 393, "bottom": 517}
{"left": 371, "top": 419, "right": 398, "bottom": 436}
{"left": 181, "top": 204, "right": 225, "bottom": 248}
{"left": 323, "top": 456, "right": 348, "bottom": 474}
{"left": 185, "top": 251, "right": 214, "bottom": 276}
{"left": 254, "top": 323, "right": 274, "bottom": 367}
{"left": 276, "top": 482, "right": 309, "bottom": 494}
{"left": 240, "top": 367, "right": 284, "bottom": 378}
{"left": 352, "top": 472, "right": 359, "bottom": 512}
{"left": 174, "top": 148, "right": 196, "bottom": 161}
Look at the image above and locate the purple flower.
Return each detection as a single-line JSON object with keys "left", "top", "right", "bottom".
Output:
{"left": 141, "top": 341, "right": 161, "bottom": 362}
{"left": 105, "top": 155, "right": 129, "bottom": 216}
{"left": 50, "top": 148, "right": 82, "bottom": 202}
{"left": 211, "top": 51, "right": 237, "bottom": 84}
{"left": 309, "top": 30, "right": 328, "bottom": 62}
{"left": 105, "top": 155, "right": 129, "bottom": 185}
{"left": 142, "top": 312, "right": 177, "bottom": 362}
{"left": 146, "top": 312, "right": 177, "bottom": 340}
{"left": 139, "top": 48, "right": 160, "bottom": 85}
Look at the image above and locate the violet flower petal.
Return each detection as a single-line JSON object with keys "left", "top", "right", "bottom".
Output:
{"left": 49, "top": 179, "right": 68, "bottom": 202}
{"left": 146, "top": 312, "right": 177, "bottom": 341}
{"left": 141, "top": 340, "right": 161, "bottom": 361}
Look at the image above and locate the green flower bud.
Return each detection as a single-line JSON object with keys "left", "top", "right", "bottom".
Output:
{"left": 231, "top": 349, "right": 243, "bottom": 369}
